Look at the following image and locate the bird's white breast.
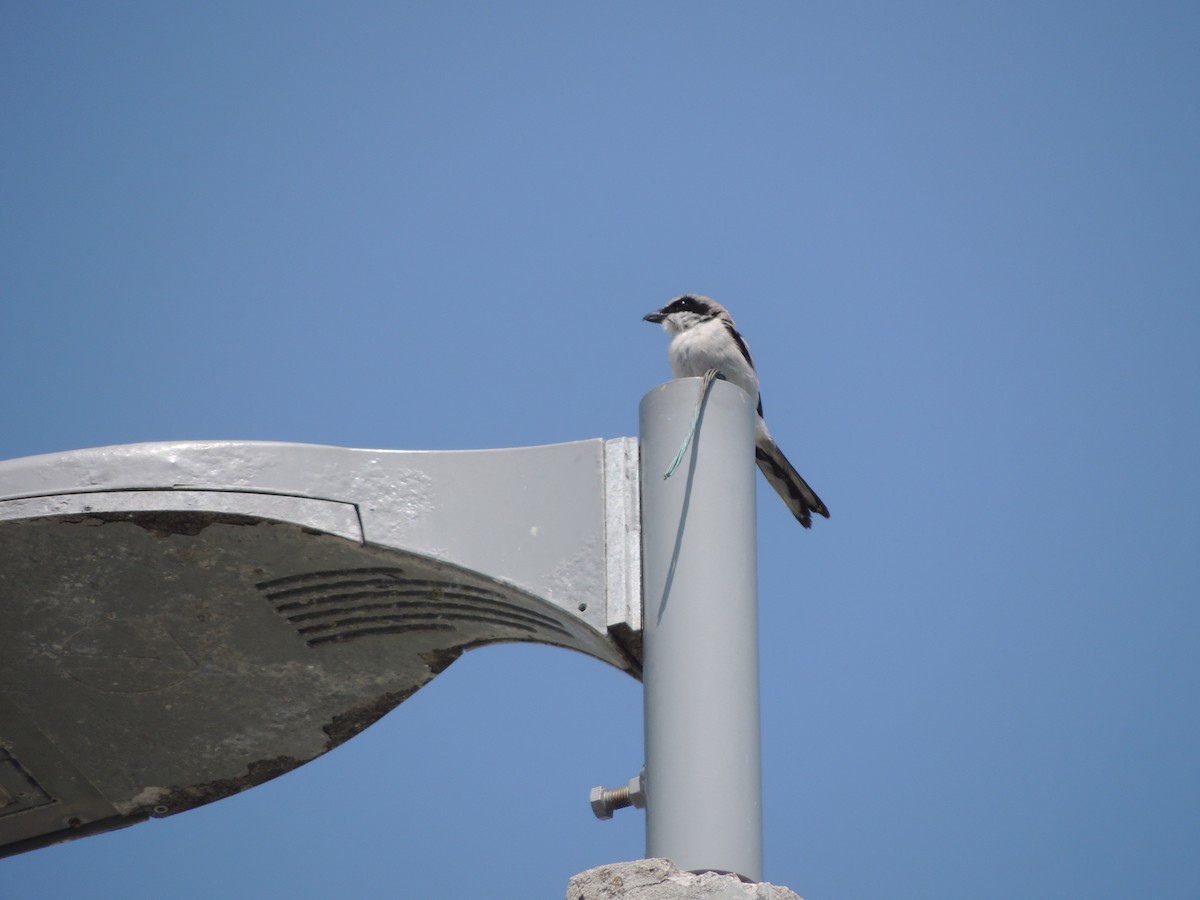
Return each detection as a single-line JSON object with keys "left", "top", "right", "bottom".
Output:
{"left": 667, "top": 318, "right": 760, "bottom": 402}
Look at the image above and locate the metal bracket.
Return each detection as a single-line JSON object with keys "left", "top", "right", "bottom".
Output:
{"left": 0, "top": 437, "right": 643, "bottom": 856}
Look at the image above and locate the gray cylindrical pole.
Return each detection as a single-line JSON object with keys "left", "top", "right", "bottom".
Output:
{"left": 640, "top": 377, "right": 763, "bottom": 882}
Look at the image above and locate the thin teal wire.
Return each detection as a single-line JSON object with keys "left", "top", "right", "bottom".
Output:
{"left": 663, "top": 369, "right": 722, "bottom": 480}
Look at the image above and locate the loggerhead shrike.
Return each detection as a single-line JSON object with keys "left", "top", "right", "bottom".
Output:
{"left": 644, "top": 294, "right": 830, "bottom": 528}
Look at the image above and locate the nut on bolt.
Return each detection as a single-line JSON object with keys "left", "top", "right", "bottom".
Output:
{"left": 589, "top": 772, "right": 646, "bottom": 820}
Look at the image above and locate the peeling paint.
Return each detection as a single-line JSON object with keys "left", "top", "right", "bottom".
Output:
{"left": 420, "top": 645, "right": 465, "bottom": 675}
{"left": 322, "top": 689, "right": 421, "bottom": 749}
{"left": 60, "top": 511, "right": 262, "bottom": 538}
{"left": 121, "top": 756, "right": 305, "bottom": 817}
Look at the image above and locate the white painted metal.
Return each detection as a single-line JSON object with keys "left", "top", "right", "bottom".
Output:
{"left": 640, "top": 377, "right": 764, "bottom": 882}
{"left": 0, "top": 438, "right": 643, "bottom": 856}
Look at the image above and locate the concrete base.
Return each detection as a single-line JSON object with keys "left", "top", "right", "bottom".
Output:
{"left": 567, "top": 859, "right": 802, "bottom": 900}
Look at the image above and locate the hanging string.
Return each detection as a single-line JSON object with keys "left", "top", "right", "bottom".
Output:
{"left": 663, "top": 369, "right": 723, "bottom": 480}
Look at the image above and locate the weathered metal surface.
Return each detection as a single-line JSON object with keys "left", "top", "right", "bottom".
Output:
{"left": 0, "top": 439, "right": 641, "bottom": 856}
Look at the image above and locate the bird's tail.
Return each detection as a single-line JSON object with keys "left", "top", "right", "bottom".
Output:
{"left": 754, "top": 436, "right": 830, "bottom": 528}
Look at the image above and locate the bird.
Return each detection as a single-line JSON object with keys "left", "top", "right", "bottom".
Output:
{"left": 643, "top": 294, "right": 830, "bottom": 528}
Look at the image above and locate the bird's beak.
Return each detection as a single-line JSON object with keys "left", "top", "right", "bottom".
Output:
{"left": 643, "top": 311, "right": 666, "bottom": 324}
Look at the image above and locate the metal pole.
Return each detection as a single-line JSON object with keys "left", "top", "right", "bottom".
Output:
{"left": 640, "top": 377, "right": 763, "bottom": 882}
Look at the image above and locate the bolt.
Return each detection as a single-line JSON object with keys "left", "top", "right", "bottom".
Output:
{"left": 589, "top": 772, "right": 646, "bottom": 820}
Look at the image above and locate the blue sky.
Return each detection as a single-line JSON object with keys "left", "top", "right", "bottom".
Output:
{"left": 3, "top": 3, "right": 1198, "bottom": 897}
